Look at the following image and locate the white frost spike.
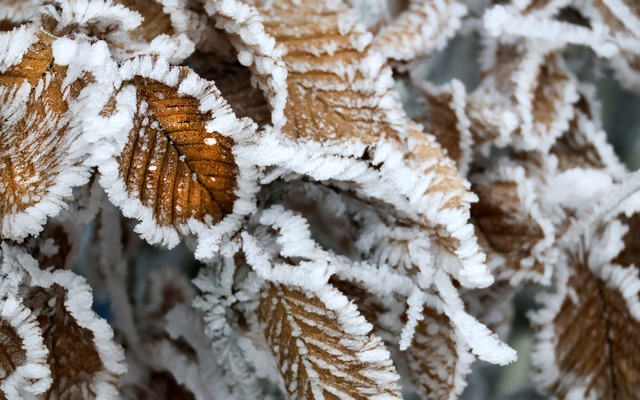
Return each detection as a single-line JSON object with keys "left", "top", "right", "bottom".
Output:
{"left": 39, "top": 0, "right": 143, "bottom": 36}
{"left": 399, "top": 288, "right": 426, "bottom": 351}
{"left": 434, "top": 271, "right": 517, "bottom": 365}
{"left": 193, "top": 255, "right": 277, "bottom": 399}
{"left": 0, "top": 25, "right": 38, "bottom": 73}
{"left": 483, "top": 5, "right": 624, "bottom": 58}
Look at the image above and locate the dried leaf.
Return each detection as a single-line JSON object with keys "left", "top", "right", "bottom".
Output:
{"left": 550, "top": 89, "right": 626, "bottom": 177}
{"left": 1, "top": 243, "right": 125, "bottom": 399}
{"left": 0, "top": 27, "right": 94, "bottom": 240}
{"left": 373, "top": 0, "right": 467, "bottom": 63}
{"left": 98, "top": 55, "right": 257, "bottom": 256}
{"left": 257, "top": 283, "right": 402, "bottom": 399}
{"left": 471, "top": 165, "right": 554, "bottom": 284}
{"left": 530, "top": 253, "right": 640, "bottom": 399}
{"left": 405, "top": 305, "right": 474, "bottom": 400}
{"left": 201, "top": 0, "right": 288, "bottom": 130}
{"left": 411, "top": 79, "right": 473, "bottom": 176}
{"left": 254, "top": 0, "right": 404, "bottom": 145}
{"left": 478, "top": 41, "right": 578, "bottom": 150}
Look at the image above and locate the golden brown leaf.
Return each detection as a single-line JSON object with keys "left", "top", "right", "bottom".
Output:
{"left": 255, "top": 0, "right": 404, "bottom": 144}
{"left": 0, "top": 27, "right": 93, "bottom": 240}
{"left": 257, "top": 283, "right": 402, "bottom": 400}
{"left": 479, "top": 42, "right": 578, "bottom": 150}
{"left": 531, "top": 257, "right": 640, "bottom": 399}
{"left": 405, "top": 306, "right": 473, "bottom": 400}
{"left": 373, "top": 0, "right": 467, "bottom": 63}
{"left": 472, "top": 165, "right": 554, "bottom": 284}
{"left": 100, "top": 55, "right": 256, "bottom": 252}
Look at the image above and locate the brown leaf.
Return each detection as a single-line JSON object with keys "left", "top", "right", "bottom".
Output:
{"left": 255, "top": 0, "right": 404, "bottom": 144}
{"left": 0, "top": 243, "right": 125, "bottom": 399}
{"left": 405, "top": 306, "right": 474, "bottom": 400}
{"left": 472, "top": 165, "right": 554, "bottom": 284}
{"left": 101, "top": 55, "right": 256, "bottom": 251}
{"left": 373, "top": 0, "right": 467, "bottom": 63}
{"left": 257, "top": 283, "right": 402, "bottom": 399}
{"left": 479, "top": 42, "right": 578, "bottom": 150}
{"left": 24, "top": 285, "right": 112, "bottom": 399}
{"left": 0, "top": 320, "right": 26, "bottom": 381}
{"left": 550, "top": 90, "right": 626, "bottom": 176}
{"left": 120, "top": 76, "right": 237, "bottom": 220}
{"left": 0, "top": 27, "right": 93, "bottom": 240}
{"left": 411, "top": 79, "right": 473, "bottom": 176}
{"left": 530, "top": 256, "right": 640, "bottom": 399}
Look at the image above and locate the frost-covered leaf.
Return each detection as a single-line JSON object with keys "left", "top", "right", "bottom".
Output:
{"left": 201, "top": 0, "right": 288, "bottom": 130}
{"left": 373, "top": 0, "right": 467, "bottom": 63}
{"left": 245, "top": 0, "right": 491, "bottom": 288}
{"left": 472, "top": 164, "right": 554, "bottom": 285}
{"left": 549, "top": 89, "right": 626, "bottom": 177}
{"left": 0, "top": 246, "right": 50, "bottom": 399}
{"left": 478, "top": 41, "right": 578, "bottom": 150}
{"left": 107, "top": 0, "right": 195, "bottom": 63}
{"left": 1, "top": 243, "right": 126, "bottom": 399}
{"left": 98, "top": 54, "right": 258, "bottom": 257}
{"left": 253, "top": 0, "right": 406, "bottom": 145}
{"left": 411, "top": 79, "right": 473, "bottom": 176}
{"left": 530, "top": 240, "right": 640, "bottom": 399}
{"left": 405, "top": 305, "right": 474, "bottom": 400}
{"left": 257, "top": 282, "right": 402, "bottom": 399}
{"left": 0, "top": 26, "right": 96, "bottom": 240}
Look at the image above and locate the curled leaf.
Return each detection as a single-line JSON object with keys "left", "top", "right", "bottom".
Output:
{"left": 0, "top": 27, "right": 94, "bottom": 240}
{"left": 1, "top": 243, "right": 125, "bottom": 399}
{"left": 472, "top": 165, "right": 555, "bottom": 284}
{"left": 530, "top": 247, "right": 640, "bottom": 399}
{"left": 405, "top": 305, "right": 474, "bottom": 400}
{"left": 478, "top": 41, "right": 579, "bottom": 150}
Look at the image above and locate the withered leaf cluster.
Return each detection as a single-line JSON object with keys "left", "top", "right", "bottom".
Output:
{"left": 0, "top": 0, "right": 639, "bottom": 399}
